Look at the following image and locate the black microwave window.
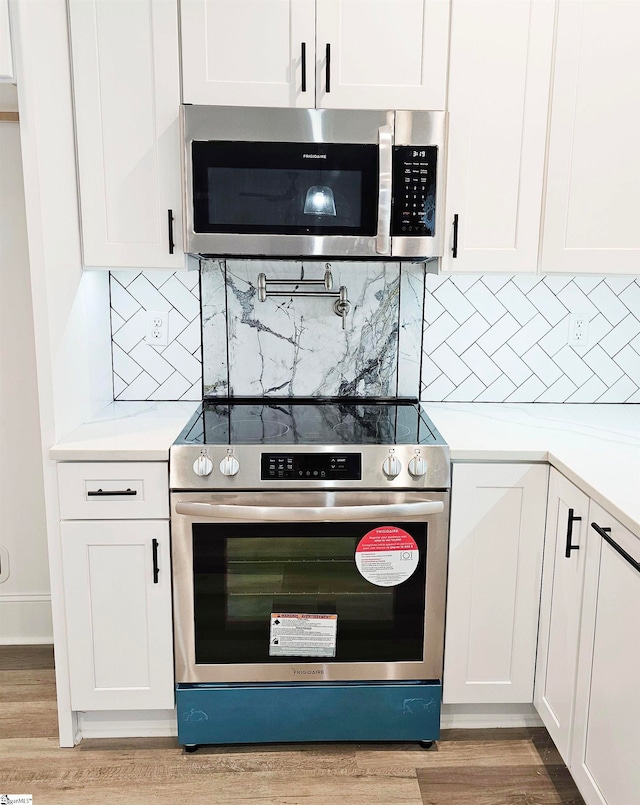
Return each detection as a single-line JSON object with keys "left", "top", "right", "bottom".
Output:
{"left": 192, "top": 141, "right": 378, "bottom": 236}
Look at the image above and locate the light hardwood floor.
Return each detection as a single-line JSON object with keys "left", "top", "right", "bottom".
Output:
{"left": 0, "top": 646, "right": 585, "bottom": 804}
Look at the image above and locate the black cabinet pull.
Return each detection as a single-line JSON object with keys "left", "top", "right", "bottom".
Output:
{"left": 152, "top": 538, "right": 160, "bottom": 584}
{"left": 591, "top": 522, "right": 640, "bottom": 573}
{"left": 326, "top": 43, "right": 331, "bottom": 93}
{"left": 452, "top": 213, "right": 459, "bottom": 258}
{"left": 565, "top": 507, "right": 582, "bottom": 558}
{"left": 167, "top": 209, "right": 175, "bottom": 254}
{"left": 87, "top": 488, "right": 137, "bottom": 497}
{"left": 301, "top": 42, "right": 307, "bottom": 92}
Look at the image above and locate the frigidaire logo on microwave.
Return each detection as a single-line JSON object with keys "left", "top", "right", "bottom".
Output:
{"left": 302, "top": 153, "right": 327, "bottom": 159}
{"left": 293, "top": 668, "right": 325, "bottom": 675}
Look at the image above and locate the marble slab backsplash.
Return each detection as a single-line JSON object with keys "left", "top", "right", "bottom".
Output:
{"left": 201, "top": 259, "right": 426, "bottom": 398}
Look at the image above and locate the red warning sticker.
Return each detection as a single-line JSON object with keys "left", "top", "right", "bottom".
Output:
{"left": 355, "top": 526, "right": 419, "bottom": 587}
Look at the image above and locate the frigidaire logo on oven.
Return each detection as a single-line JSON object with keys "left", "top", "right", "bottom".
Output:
{"left": 293, "top": 669, "right": 324, "bottom": 675}
{"left": 302, "top": 153, "right": 327, "bottom": 159}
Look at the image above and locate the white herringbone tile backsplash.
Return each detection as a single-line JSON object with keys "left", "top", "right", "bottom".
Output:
{"left": 421, "top": 275, "right": 640, "bottom": 403}
{"left": 110, "top": 271, "right": 202, "bottom": 400}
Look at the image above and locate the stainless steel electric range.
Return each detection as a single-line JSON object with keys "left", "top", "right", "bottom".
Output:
{"left": 169, "top": 398, "right": 450, "bottom": 750}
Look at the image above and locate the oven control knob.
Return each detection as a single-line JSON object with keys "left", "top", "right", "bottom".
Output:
{"left": 408, "top": 456, "right": 428, "bottom": 478}
{"left": 382, "top": 454, "right": 402, "bottom": 479}
{"left": 219, "top": 454, "right": 240, "bottom": 477}
{"left": 193, "top": 455, "right": 213, "bottom": 477}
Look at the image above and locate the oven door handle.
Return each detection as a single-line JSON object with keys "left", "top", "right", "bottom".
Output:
{"left": 174, "top": 500, "right": 444, "bottom": 521}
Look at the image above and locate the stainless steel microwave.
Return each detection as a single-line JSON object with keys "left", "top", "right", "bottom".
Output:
{"left": 181, "top": 105, "right": 446, "bottom": 260}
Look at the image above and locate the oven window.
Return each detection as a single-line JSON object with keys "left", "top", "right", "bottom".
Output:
{"left": 192, "top": 522, "right": 427, "bottom": 665}
{"left": 191, "top": 141, "right": 378, "bottom": 236}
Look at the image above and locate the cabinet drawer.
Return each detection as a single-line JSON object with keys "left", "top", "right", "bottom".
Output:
{"left": 58, "top": 462, "right": 169, "bottom": 519}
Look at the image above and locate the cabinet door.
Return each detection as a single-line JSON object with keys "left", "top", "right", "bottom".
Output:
{"left": 180, "top": 0, "right": 316, "bottom": 107}
{"left": 61, "top": 520, "right": 174, "bottom": 711}
{"left": 444, "top": 463, "right": 548, "bottom": 704}
{"left": 0, "top": 0, "right": 13, "bottom": 80}
{"left": 570, "top": 501, "right": 640, "bottom": 805}
{"left": 542, "top": 1, "right": 640, "bottom": 274}
{"left": 442, "top": 0, "right": 554, "bottom": 272}
{"left": 69, "top": 0, "right": 185, "bottom": 268}
{"left": 534, "top": 469, "right": 589, "bottom": 764}
{"left": 315, "top": 0, "right": 449, "bottom": 110}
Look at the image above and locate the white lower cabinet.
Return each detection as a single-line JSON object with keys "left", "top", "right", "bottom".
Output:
{"left": 444, "top": 463, "right": 549, "bottom": 704}
{"left": 61, "top": 519, "right": 174, "bottom": 711}
{"left": 534, "top": 468, "right": 589, "bottom": 763}
{"left": 569, "top": 501, "right": 640, "bottom": 805}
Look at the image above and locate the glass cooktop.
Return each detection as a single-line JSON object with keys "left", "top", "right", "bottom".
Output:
{"left": 175, "top": 398, "right": 444, "bottom": 447}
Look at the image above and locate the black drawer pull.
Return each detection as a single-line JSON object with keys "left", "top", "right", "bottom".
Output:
{"left": 591, "top": 522, "right": 640, "bottom": 573}
{"left": 326, "top": 43, "right": 331, "bottom": 93}
{"left": 167, "top": 209, "right": 175, "bottom": 254}
{"left": 452, "top": 214, "right": 459, "bottom": 258}
{"left": 565, "top": 507, "right": 582, "bottom": 558}
{"left": 87, "top": 488, "right": 137, "bottom": 497}
{"left": 152, "top": 538, "right": 159, "bottom": 584}
{"left": 301, "top": 42, "right": 307, "bottom": 92}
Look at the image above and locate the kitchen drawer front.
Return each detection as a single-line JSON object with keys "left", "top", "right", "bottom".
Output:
{"left": 58, "top": 462, "right": 169, "bottom": 520}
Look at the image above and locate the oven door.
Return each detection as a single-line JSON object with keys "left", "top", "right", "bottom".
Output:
{"left": 171, "top": 490, "right": 449, "bottom": 684}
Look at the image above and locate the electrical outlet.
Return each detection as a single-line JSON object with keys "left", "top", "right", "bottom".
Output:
{"left": 145, "top": 310, "right": 169, "bottom": 346}
{"left": 568, "top": 314, "right": 589, "bottom": 347}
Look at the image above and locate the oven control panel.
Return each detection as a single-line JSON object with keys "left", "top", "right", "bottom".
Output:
{"left": 261, "top": 453, "right": 362, "bottom": 481}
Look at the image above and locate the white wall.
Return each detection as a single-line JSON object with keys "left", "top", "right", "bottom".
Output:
{"left": 0, "top": 91, "right": 52, "bottom": 643}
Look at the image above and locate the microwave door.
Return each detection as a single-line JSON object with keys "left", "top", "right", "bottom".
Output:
{"left": 186, "top": 141, "right": 383, "bottom": 258}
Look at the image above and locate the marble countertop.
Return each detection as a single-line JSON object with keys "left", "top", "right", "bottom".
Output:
{"left": 48, "top": 401, "right": 199, "bottom": 461}
{"left": 49, "top": 400, "right": 640, "bottom": 536}
{"left": 422, "top": 403, "right": 640, "bottom": 537}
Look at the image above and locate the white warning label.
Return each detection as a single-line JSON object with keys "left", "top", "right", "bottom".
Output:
{"left": 355, "top": 526, "right": 419, "bottom": 587}
{"left": 269, "top": 613, "right": 337, "bottom": 657}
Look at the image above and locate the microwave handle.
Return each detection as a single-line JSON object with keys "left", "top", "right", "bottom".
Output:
{"left": 175, "top": 500, "right": 443, "bottom": 522}
{"left": 376, "top": 124, "right": 394, "bottom": 255}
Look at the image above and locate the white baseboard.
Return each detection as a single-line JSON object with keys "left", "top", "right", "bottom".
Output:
{"left": 77, "top": 709, "right": 178, "bottom": 740}
{"left": 441, "top": 703, "right": 544, "bottom": 730}
{"left": 0, "top": 595, "right": 53, "bottom": 644}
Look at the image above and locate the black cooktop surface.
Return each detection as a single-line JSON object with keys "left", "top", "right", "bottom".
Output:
{"left": 175, "top": 399, "right": 444, "bottom": 447}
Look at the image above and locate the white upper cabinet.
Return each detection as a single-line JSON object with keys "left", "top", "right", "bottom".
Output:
{"left": 315, "top": 0, "right": 448, "bottom": 110}
{"left": 442, "top": 0, "right": 554, "bottom": 272}
{"left": 180, "top": 0, "right": 316, "bottom": 108}
{"left": 542, "top": 1, "right": 640, "bottom": 274}
{"left": 68, "top": 0, "right": 185, "bottom": 269}
{"left": 0, "top": 0, "right": 13, "bottom": 81}
{"left": 180, "top": 0, "right": 449, "bottom": 110}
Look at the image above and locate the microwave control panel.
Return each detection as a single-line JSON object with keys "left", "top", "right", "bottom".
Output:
{"left": 261, "top": 453, "right": 362, "bottom": 481}
{"left": 391, "top": 146, "right": 437, "bottom": 236}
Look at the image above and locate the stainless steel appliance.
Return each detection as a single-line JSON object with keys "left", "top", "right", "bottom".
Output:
{"left": 169, "top": 399, "right": 450, "bottom": 748}
{"left": 181, "top": 106, "right": 446, "bottom": 259}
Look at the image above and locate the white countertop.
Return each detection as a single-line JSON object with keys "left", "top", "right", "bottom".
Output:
{"left": 49, "top": 400, "right": 640, "bottom": 536}
{"left": 422, "top": 403, "right": 640, "bottom": 537}
{"left": 49, "top": 401, "right": 199, "bottom": 461}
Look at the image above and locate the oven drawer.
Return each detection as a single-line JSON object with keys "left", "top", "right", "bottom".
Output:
{"left": 176, "top": 681, "right": 442, "bottom": 746}
{"left": 58, "top": 462, "right": 169, "bottom": 520}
